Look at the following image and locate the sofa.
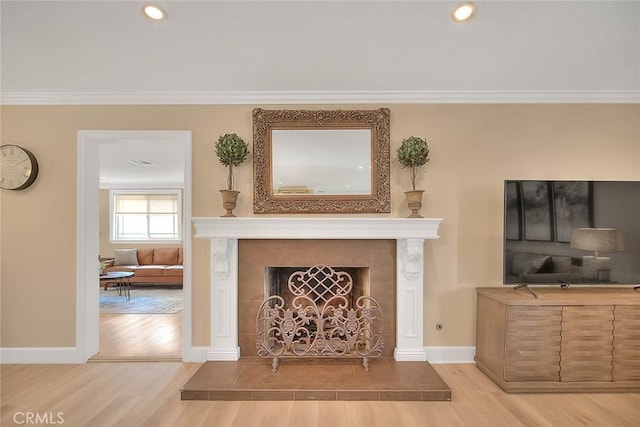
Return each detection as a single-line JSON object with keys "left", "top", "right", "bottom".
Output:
{"left": 504, "top": 251, "right": 583, "bottom": 284}
{"left": 103, "top": 247, "right": 183, "bottom": 286}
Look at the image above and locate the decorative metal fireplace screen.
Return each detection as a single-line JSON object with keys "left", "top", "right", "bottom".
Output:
{"left": 256, "top": 264, "right": 384, "bottom": 372}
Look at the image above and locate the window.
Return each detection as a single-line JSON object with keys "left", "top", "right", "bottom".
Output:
{"left": 110, "top": 190, "right": 182, "bottom": 242}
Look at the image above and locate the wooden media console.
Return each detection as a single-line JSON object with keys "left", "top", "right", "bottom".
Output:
{"left": 475, "top": 287, "right": 640, "bottom": 393}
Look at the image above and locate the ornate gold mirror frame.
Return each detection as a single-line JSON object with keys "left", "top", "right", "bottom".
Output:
{"left": 252, "top": 108, "right": 391, "bottom": 214}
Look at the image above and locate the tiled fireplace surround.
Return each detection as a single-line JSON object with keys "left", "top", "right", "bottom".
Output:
{"left": 241, "top": 240, "right": 393, "bottom": 357}
{"left": 193, "top": 217, "right": 442, "bottom": 362}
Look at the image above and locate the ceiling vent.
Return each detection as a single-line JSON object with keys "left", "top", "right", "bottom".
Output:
{"left": 128, "top": 159, "right": 157, "bottom": 167}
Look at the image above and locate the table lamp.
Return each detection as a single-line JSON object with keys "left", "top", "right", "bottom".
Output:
{"left": 570, "top": 228, "right": 625, "bottom": 282}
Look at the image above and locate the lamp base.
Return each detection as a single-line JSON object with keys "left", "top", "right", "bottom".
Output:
{"left": 596, "top": 269, "right": 611, "bottom": 283}
{"left": 582, "top": 256, "right": 611, "bottom": 281}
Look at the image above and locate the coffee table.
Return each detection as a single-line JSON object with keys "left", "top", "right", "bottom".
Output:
{"left": 100, "top": 272, "right": 134, "bottom": 301}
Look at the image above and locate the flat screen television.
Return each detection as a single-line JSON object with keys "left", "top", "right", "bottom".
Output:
{"left": 503, "top": 180, "right": 640, "bottom": 286}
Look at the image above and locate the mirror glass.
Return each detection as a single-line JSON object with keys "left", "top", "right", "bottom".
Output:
{"left": 252, "top": 108, "right": 391, "bottom": 214}
{"left": 271, "top": 129, "right": 372, "bottom": 196}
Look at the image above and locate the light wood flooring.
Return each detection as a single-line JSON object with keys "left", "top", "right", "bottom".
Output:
{"left": 91, "top": 312, "right": 182, "bottom": 361}
{"left": 2, "top": 362, "right": 639, "bottom": 426}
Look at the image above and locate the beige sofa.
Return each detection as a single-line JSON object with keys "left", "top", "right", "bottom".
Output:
{"left": 103, "top": 247, "right": 183, "bottom": 286}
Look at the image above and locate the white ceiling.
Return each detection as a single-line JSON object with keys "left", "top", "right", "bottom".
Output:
{"left": 98, "top": 136, "right": 185, "bottom": 189}
{"left": 1, "top": 1, "right": 639, "bottom": 104}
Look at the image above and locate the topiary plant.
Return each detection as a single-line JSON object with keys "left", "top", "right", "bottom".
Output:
{"left": 397, "top": 136, "right": 430, "bottom": 191}
{"left": 215, "top": 133, "right": 249, "bottom": 190}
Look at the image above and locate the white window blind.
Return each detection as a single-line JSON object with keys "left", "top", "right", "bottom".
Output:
{"left": 111, "top": 191, "right": 182, "bottom": 242}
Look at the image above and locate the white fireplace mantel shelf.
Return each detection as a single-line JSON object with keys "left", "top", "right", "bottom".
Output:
{"left": 193, "top": 216, "right": 443, "bottom": 363}
{"left": 193, "top": 217, "right": 442, "bottom": 240}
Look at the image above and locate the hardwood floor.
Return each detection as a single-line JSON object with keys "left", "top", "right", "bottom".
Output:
{"left": 2, "top": 362, "right": 639, "bottom": 426}
{"left": 91, "top": 312, "right": 182, "bottom": 361}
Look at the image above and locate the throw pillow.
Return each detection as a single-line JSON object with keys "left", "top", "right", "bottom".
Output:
{"left": 525, "top": 255, "right": 551, "bottom": 274}
{"left": 511, "top": 253, "right": 550, "bottom": 276}
{"left": 113, "top": 249, "right": 139, "bottom": 266}
{"left": 536, "top": 256, "right": 554, "bottom": 274}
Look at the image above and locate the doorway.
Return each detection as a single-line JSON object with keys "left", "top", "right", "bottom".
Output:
{"left": 76, "top": 130, "right": 192, "bottom": 362}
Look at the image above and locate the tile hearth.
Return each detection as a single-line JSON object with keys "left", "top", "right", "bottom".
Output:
{"left": 181, "top": 358, "right": 451, "bottom": 401}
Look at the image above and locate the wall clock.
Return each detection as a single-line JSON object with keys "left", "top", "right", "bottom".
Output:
{"left": 1, "top": 144, "right": 39, "bottom": 190}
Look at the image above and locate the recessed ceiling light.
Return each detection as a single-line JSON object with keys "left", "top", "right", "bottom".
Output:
{"left": 142, "top": 3, "right": 167, "bottom": 21}
{"left": 451, "top": 2, "right": 476, "bottom": 23}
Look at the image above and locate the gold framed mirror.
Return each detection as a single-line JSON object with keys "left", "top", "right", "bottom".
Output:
{"left": 252, "top": 108, "right": 391, "bottom": 214}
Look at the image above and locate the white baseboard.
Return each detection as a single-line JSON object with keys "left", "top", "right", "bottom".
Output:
{"left": 1, "top": 346, "right": 209, "bottom": 364}
{"left": 0, "top": 347, "right": 83, "bottom": 364}
{"left": 394, "top": 347, "right": 428, "bottom": 361}
{"left": 425, "top": 346, "right": 476, "bottom": 364}
{"left": 207, "top": 347, "right": 241, "bottom": 361}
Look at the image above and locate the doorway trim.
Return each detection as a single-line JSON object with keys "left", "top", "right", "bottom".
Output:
{"left": 76, "top": 130, "right": 193, "bottom": 362}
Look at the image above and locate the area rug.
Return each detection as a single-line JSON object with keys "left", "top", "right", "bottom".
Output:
{"left": 100, "top": 287, "right": 183, "bottom": 314}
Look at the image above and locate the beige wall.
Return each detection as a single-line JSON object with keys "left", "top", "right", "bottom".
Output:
{"left": 1, "top": 104, "right": 639, "bottom": 349}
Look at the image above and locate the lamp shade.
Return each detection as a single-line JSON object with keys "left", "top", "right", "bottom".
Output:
{"left": 570, "top": 228, "right": 625, "bottom": 253}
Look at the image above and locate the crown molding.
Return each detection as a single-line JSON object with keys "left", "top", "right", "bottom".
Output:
{"left": 1, "top": 90, "right": 639, "bottom": 105}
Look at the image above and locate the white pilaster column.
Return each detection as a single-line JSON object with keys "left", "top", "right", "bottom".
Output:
{"left": 208, "top": 238, "right": 240, "bottom": 360}
{"left": 395, "top": 238, "right": 427, "bottom": 361}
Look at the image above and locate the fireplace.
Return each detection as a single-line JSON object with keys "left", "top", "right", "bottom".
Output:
{"left": 193, "top": 217, "right": 442, "bottom": 362}
{"left": 239, "top": 240, "right": 394, "bottom": 357}
{"left": 265, "top": 266, "right": 368, "bottom": 309}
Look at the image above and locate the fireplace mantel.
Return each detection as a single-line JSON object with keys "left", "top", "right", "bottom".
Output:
{"left": 193, "top": 217, "right": 443, "bottom": 362}
{"left": 193, "top": 217, "right": 441, "bottom": 240}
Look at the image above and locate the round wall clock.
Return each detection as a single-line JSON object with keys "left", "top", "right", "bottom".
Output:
{"left": 1, "top": 144, "right": 39, "bottom": 190}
